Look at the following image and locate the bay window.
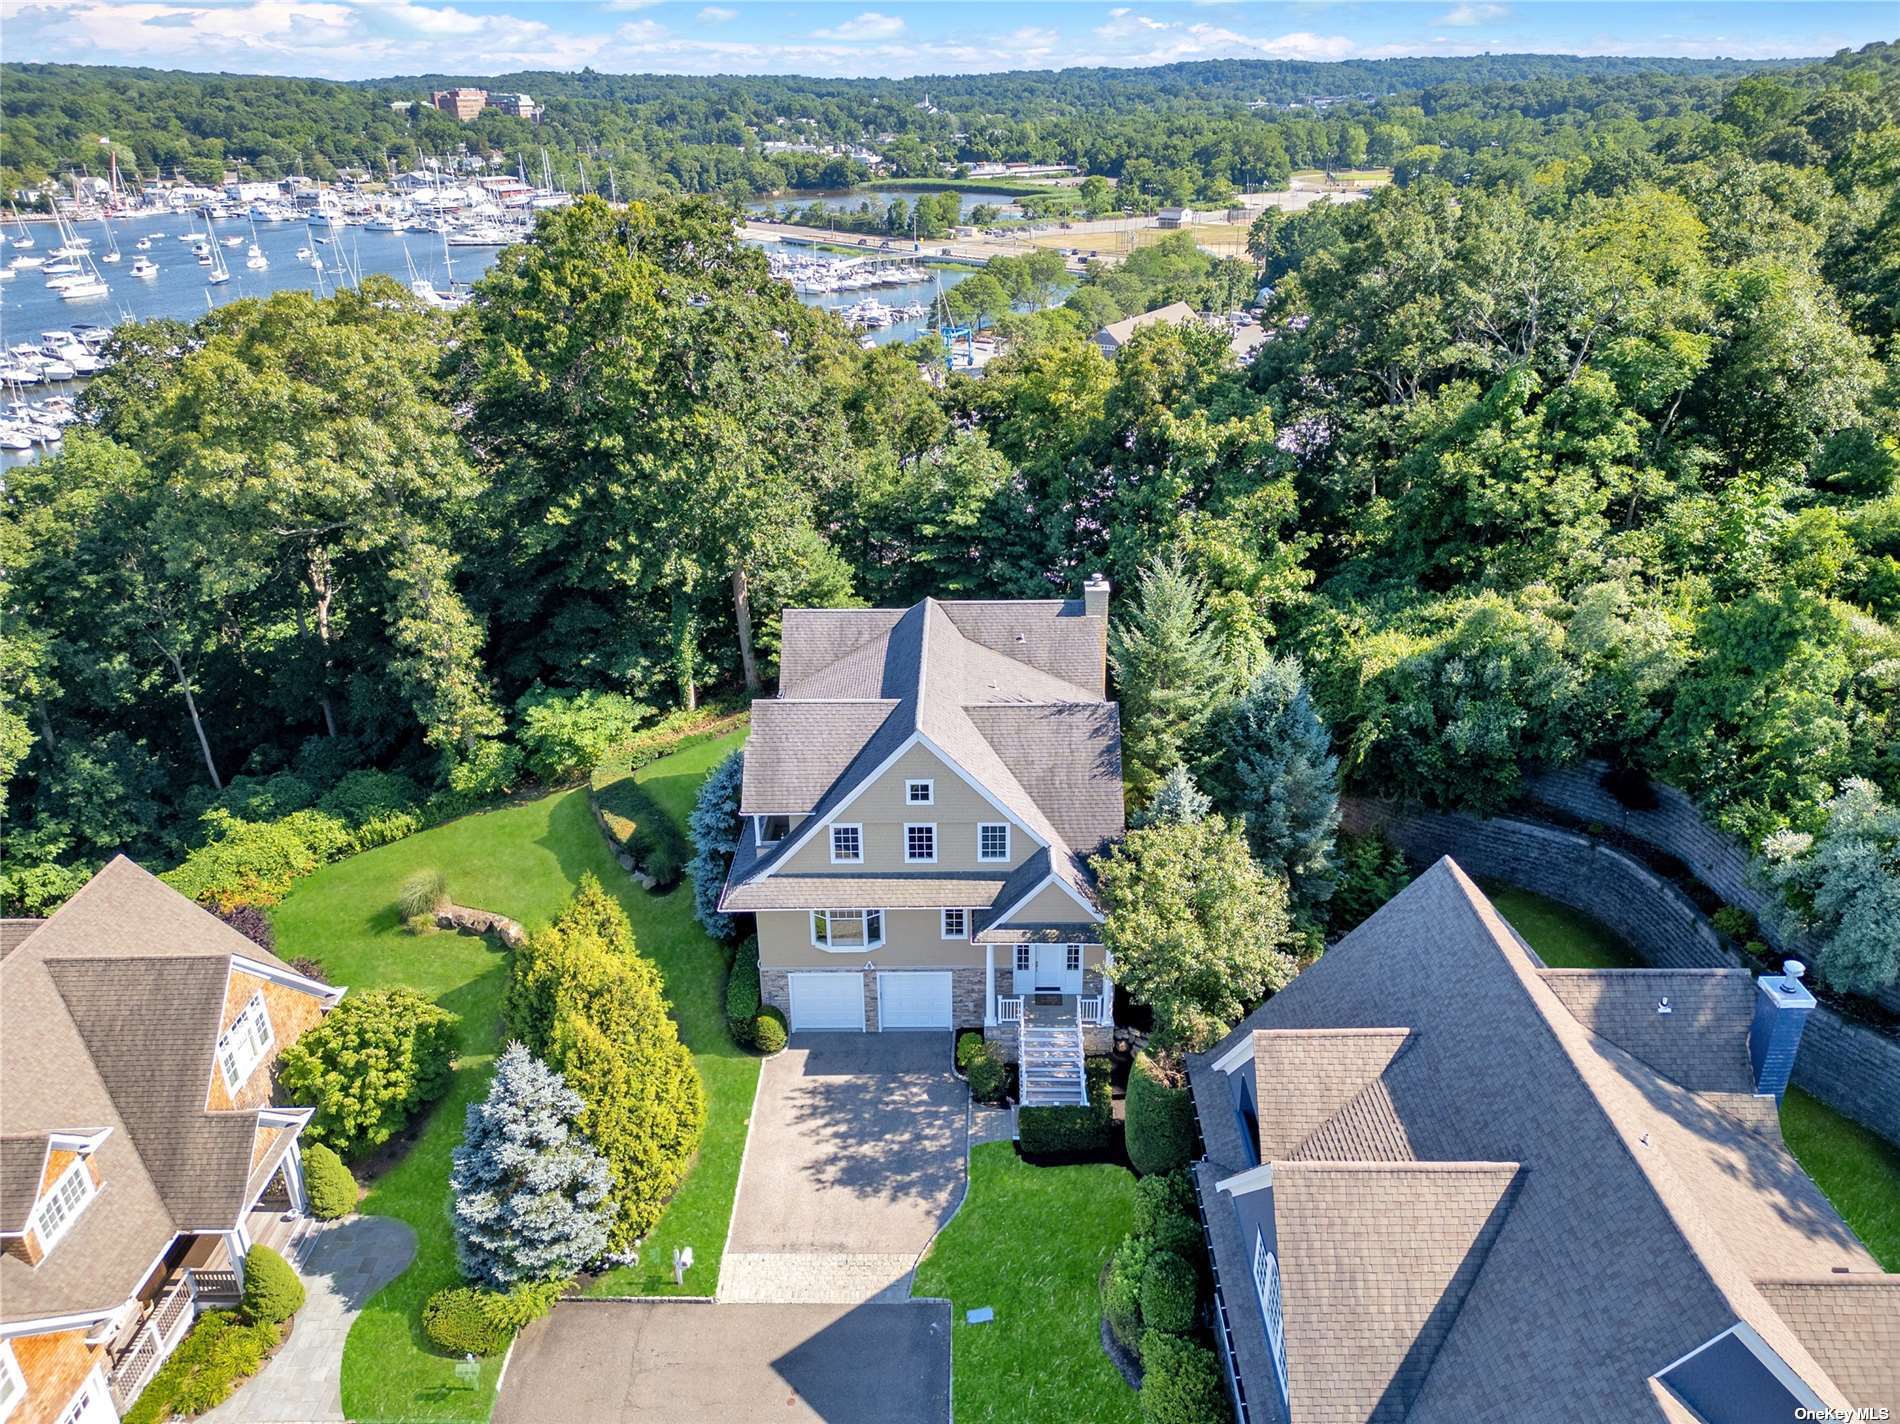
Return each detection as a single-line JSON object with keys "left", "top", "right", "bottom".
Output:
{"left": 810, "top": 909, "right": 885, "bottom": 950}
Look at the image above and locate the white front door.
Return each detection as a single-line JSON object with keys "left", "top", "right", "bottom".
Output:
{"left": 788, "top": 972, "right": 866, "bottom": 1032}
{"left": 878, "top": 971, "right": 953, "bottom": 1030}
{"left": 1032, "top": 944, "right": 1082, "bottom": 995}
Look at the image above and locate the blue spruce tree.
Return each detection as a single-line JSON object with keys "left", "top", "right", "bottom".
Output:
{"left": 450, "top": 1043, "right": 613, "bottom": 1288}
{"left": 688, "top": 747, "right": 746, "bottom": 941}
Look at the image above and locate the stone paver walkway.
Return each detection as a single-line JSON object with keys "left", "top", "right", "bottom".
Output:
{"left": 204, "top": 1214, "right": 416, "bottom": 1424}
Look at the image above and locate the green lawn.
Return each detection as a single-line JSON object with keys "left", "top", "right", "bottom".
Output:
{"left": 271, "top": 728, "right": 754, "bottom": 1422}
{"left": 1488, "top": 884, "right": 1900, "bottom": 1272}
{"left": 913, "top": 1143, "right": 1140, "bottom": 1424}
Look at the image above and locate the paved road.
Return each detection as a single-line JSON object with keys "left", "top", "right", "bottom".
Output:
{"left": 720, "top": 1032, "right": 967, "bottom": 1303}
{"left": 494, "top": 1300, "right": 952, "bottom": 1424}
{"left": 202, "top": 1215, "right": 416, "bottom": 1424}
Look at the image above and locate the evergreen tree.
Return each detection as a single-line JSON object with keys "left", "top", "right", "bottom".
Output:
{"left": 1201, "top": 657, "right": 1341, "bottom": 915}
{"left": 687, "top": 748, "right": 746, "bottom": 942}
{"left": 1131, "top": 764, "right": 1212, "bottom": 828}
{"left": 1763, "top": 779, "right": 1900, "bottom": 996}
{"left": 449, "top": 1043, "right": 613, "bottom": 1289}
{"left": 1110, "top": 552, "right": 1232, "bottom": 803}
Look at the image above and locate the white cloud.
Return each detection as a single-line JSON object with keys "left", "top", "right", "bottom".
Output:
{"left": 698, "top": 6, "right": 737, "bottom": 21}
{"left": 1434, "top": 3, "right": 1510, "bottom": 25}
{"left": 811, "top": 11, "right": 904, "bottom": 41}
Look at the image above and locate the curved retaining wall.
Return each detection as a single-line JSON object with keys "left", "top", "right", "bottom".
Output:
{"left": 1341, "top": 796, "right": 1900, "bottom": 1147}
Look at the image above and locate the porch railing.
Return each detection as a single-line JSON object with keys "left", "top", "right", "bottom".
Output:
{"left": 109, "top": 1279, "right": 195, "bottom": 1413}
{"left": 190, "top": 1269, "right": 241, "bottom": 1305}
{"left": 1079, "top": 995, "right": 1108, "bottom": 1026}
{"left": 996, "top": 996, "right": 1024, "bottom": 1025}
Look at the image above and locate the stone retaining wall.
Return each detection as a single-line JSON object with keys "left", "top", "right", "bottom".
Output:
{"left": 434, "top": 902, "right": 526, "bottom": 948}
{"left": 1342, "top": 796, "right": 1900, "bottom": 1147}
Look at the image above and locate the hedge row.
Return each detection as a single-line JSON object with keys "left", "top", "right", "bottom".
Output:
{"left": 1018, "top": 1056, "right": 1114, "bottom": 1156}
{"left": 122, "top": 1312, "right": 280, "bottom": 1424}
{"left": 591, "top": 773, "right": 690, "bottom": 889}
{"left": 595, "top": 706, "right": 750, "bottom": 776}
{"left": 1126, "top": 1053, "right": 1196, "bottom": 1177}
{"left": 956, "top": 1031, "right": 1011, "bottom": 1104}
{"left": 726, "top": 940, "right": 762, "bottom": 1043}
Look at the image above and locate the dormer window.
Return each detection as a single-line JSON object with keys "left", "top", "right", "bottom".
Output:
{"left": 0, "top": 1340, "right": 22, "bottom": 1419}
{"left": 756, "top": 815, "right": 790, "bottom": 847}
{"left": 906, "top": 779, "right": 934, "bottom": 805}
{"left": 830, "top": 824, "right": 863, "bottom": 864}
{"left": 1253, "top": 1231, "right": 1290, "bottom": 1403}
{"left": 30, "top": 1156, "right": 98, "bottom": 1254}
{"left": 217, "top": 990, "right": 275, "bottom": 1094}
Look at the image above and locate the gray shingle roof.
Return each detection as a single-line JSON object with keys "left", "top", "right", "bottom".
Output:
{"left": 1190, "top": 858, "right": 1892, "bottom": 1423}
{"left": 721, "top": 874, "right": 1012, "bottom": 911}
{"left": 0, "top": 857, "right": 337, "bottom": 1324}
{"left": 723, "top": 595, "right": 1122, "bottom": 917}
{"left": 1537, "top": 968, "right": 1757, "bottom": 1093}
{"left": 0, "top": 919, "right": 42, "bottom": 958}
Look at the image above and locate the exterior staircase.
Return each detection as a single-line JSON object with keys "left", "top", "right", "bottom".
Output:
{"left": 1018, "top": 1018, "right": 1088, "bottom": 1106}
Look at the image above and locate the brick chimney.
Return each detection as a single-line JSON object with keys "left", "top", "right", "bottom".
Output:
{"left": 1749, "top": 961, "right": 1816, "bottom": 1101}
{"left": 1083, "top": 572, "right": 1110, "bottom": 621}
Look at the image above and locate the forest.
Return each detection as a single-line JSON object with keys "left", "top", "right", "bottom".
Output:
{"left": 0, "top": 49, "right": 1831, "bottom": 206}
{"left": 3, "top": 41, "right": 1897, "bottom": 998}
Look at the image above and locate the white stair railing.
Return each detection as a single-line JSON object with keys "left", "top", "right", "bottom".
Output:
{"left": 1079, "top": 994, "right": 1107, "bottom": 1026}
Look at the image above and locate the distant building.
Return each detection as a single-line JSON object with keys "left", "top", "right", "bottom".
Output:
{"left": 1094, "top": 300, "right": 1198, "bottom": 357}
{"left": 490, "top": 92, "right": 542, "bottom": 122}
{"left": 1157, "top": 205, "right": 1196, "bottom": 228}
{"left": 431, "top": 87, "right": 488, "bottom": 122}
{"left": 388, "top": 99, "right": 416, "bottom": 114}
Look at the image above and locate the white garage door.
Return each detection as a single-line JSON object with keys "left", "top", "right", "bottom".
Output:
{"left": 878, "top": 971, "right": 953, "bottom": 1030}
{"left": 788, "top": 972, "right": 865, "bottom": 1032}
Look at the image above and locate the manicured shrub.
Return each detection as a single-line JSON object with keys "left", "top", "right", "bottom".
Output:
{"left": 1139, "top": 1331, "right": 1232, "bottom": 1424}
{"left": 215, "top": 903, "right": 276, "bottom": 954}
{"left": 1134, "top": 1171, "right": 1204, "bottom": 1263}
{"left": 404, "top": 912, "right": 437, "bottom": 936}
{"left": 753, "top": 1007, "right": 788, "bottom": 1054}
{"left": 1126, "top": 1053, "right": 1196, "bottom": 1177}
{"left": 121, "top": 1311, "right": 279, "bottom": 1424}
{"left": 239, "top": 1244, "right": 304, "bottom": 1325}
{"left": 506, "top": 877, "right": 706, "bottom": 1253}
{"left": 514, "top": 687, "right": 653, "bottom": 784}
{"left": 688, "top": 748, "right": 746, "bottom": 941}
{"left": 1104, "top": 1232, "right": 1154, "bottom": 1353}
{"left": 422, "top": 1287, "right": 512, "bottom": 1357}
{"left": 1140, "top": 1250, "right": 1199, "bottom": 1335}
{"left": 302, "top": 1142, "right": 358, "bottom": 1220}
{"left": 593, "top": 773, "right": 690, "bottom": 890}
{"left": 451, "top": 1044, "right": 614, "bottom": 1287}
{"left": 316, "top": 768, "right": 424, "bottom": 825}
{"left": 957, "top": 1032, "right": 1010, "bottom": 1104}
{"left": 1018, "top": 1058, "right": 1113, "bottom": 1157}
{"left": 725, "top": 940, "right": 761, "bottom": 1045}
{"left": 276, "top": 988, "right": 460, "bottom": 1159}
{"left": 398, "top": 868, "right": 449, "bottom": 920}
{"left": 480, "top": 1277, "right": 569, "bottom": 1333}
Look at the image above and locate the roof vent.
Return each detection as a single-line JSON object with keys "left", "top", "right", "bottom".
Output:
{"left": 1657, "top": 996, "right": 1672, "bottom": 1015}
{"left": 1015, "top": 632, "right": 1026, "bottom": 643}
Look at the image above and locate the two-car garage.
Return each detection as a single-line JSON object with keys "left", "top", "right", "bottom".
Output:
{"left": 786, "top": 970, "right": 952, "bottom": 1032}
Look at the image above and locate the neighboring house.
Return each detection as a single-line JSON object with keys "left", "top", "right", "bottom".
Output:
{"left": 1157, "top": 206, "right": 1196, "bottom": 228}
{"left": 1094, "top": 300, "right": 1197, "bottom": 357}
{"left": 0, "top": 858, "right": 343, "bottom": 1424}
{"left": 720, "top": 580, "right": 1124, "bottom": 1104}
{"left": 1188, "top": 857, "right": 1900, "bottom": 1424}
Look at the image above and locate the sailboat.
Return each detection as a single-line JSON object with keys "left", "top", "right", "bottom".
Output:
{"left": 205, "top": 212, "right": 231, "bottom": 285}
{"left": 10, "top": 210, "right": 35, "bottom": 250}
{"left": 97, "top": 217, "right": 122, "bottom": 264}
{"left": 58, "top": 250, "right": 110, "bottom": 302}
{"left": 245, "top": 217, "right": 268, "bottom": 270}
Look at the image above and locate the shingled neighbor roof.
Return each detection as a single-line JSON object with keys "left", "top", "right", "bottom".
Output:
{"left": 0, "top": 857, "right": 338, "bottom": 1325}
{"left": 722, "top": 596, "right": 1122, "bottom": 918}
{"left": 1189, "top": 858, "right": 1894, "bottom": 1424}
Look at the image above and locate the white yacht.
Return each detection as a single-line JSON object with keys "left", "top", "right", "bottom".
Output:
{"left": 131, "top": 255, "right": 159, "bottom": 279}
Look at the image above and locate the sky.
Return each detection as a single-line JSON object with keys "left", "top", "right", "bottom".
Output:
{"left": 4, "top": 1, "right": 1895, "bottom": 82}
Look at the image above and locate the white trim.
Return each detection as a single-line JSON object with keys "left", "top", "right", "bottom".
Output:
{"left": 1211, "top": 1032, "right": 1259, "bottom": 1076}
{"left": 0, "top": 1339, "right": 23, "bottom": 1423}
{"left": 29, "top": 1156, "right": 98, "bottom": 1254}
{"left": 940, "top": 908, "right": 970, "bottom": 940}
{"left": 977, "top": 822, "right": 1011, "bottom": 863}
{"left": 754, "top": 814, "right": 789, "bottom": 847}
{"left": 828, "top": 822, "right": 864, "bottom": 865}
{"left": 759, "top": 730, "right": 1048, "bottom": 877}
{"left": 46, "top": 1128, "right": 112, "bottom": 1155}
{"left": 905, "top": 779, "right": 935, "bottom": 806}
{"left": 1216, "top": 1163, "right": 1276, "bottom": 1197}
{"left": 257, "top": 1107, "right": 315, "bottom": 1129}
{"left": 0, "top": 1309, "right": 121, "bottom": 1341}
{"left": 216, "top": 989, "right": 275, "bottom": 1095}
{"left": 1655, "top": 1321, "right": 1831, "bottom": 1409}
{"left": 231, "top": 953, "right": 343, "bottom": 1001}
{"left": 904, "top": 822, "right": 938, "bottom": 864}
{"left": 987, "top": 872, "right": 1105, "bottom": 928}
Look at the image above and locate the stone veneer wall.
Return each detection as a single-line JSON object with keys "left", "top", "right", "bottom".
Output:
{"left": 1342, "top": 796, "right": 1900, "bottom": 1147}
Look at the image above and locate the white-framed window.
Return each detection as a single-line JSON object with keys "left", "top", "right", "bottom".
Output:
{"left": 30, "top": 1155, "right": 98, "bottom": 1254}
{"left": 829, "top": 823, "right": 863, "bottom": 864}
{"left": 54, "top": 1379, "right": 98, "bottom": 1424}
{"left": 1015, "top": 944, "right": 1032, "bottom": 972}
{"left": 810, "top": 909, "right": 884, "bottom": 950}
{"left": 756, "top": 815, "right": 790, "bottom": 847}
{"left": 0, "top": 1339, "right": 23, "bottom": 1422}
{"left": 978, "top": 823, "right": 1010, "bottom": 862}
{"left": 905, "top": 823, "right": 937, "bottom": 863}
{"left": 905, "top": 779, "right": 934, "bottom": 806}
{"left": 1066, "top": 944, "right": 1082, "bottom": 973}
{"left": 941, "top": 908, "right": 969, "bottom": 940}
{"left": 1254, "top": 1231, "right": 1289, "bottom": 1399}
{"left": 217, "top": 990, "right": 275, "bottom": 1095}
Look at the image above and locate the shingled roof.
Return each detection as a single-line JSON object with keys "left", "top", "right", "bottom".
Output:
{"left": 1190, "top": 858, "right": 1896, "bottom": 1424}
{"left": 722, "top": 595, "right": 1122, "bottom": 917}
{"left": 0, "top": 857, "right": 339, "bottom": 1325}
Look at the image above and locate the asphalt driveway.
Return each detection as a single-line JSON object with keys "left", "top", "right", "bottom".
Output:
{"left": 494, "top": 1300, "right": 952, "bottom": 1424}
{"left": 721, "top": 1031, "right": 967, "bottom": 1302}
